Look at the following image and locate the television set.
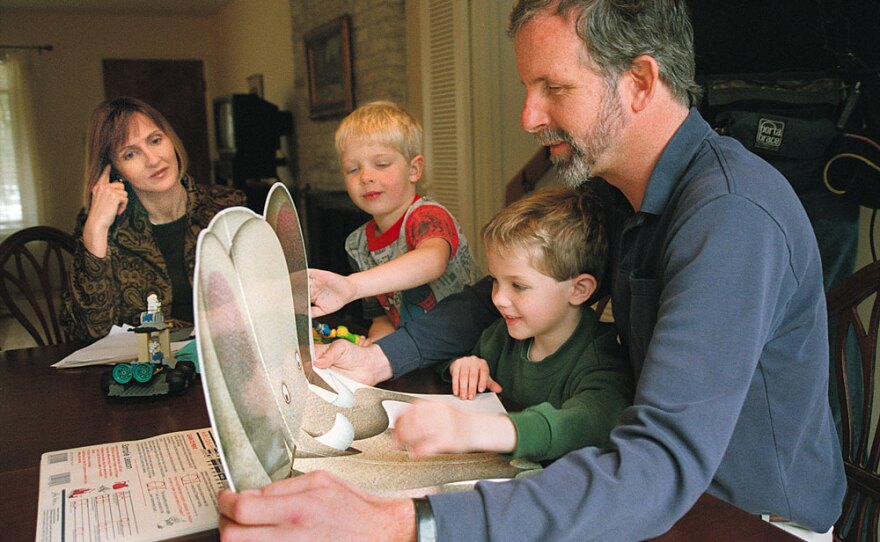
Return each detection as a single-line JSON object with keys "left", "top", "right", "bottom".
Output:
{"left": 213, "top": 94, "right": 293, "bottom": 181}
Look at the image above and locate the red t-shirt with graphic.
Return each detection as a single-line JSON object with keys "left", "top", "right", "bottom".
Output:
{"left": 364, "top": 198, "right": 460, "bottom": 326}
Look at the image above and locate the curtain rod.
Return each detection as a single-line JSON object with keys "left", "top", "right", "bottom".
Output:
{"left": 0, "top": 44, "right": 54, "bottom": 54}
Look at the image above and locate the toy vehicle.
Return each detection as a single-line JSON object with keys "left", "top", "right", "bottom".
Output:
{"left": 101, "top": 295, "right": 197, "bottom": 397}
{"left": 103, "top": 360, "right": 196, "bottom": 397}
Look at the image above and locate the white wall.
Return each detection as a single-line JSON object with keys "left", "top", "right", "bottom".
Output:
{"left": 0, "top": 0, "right": 299, "bottom": 232}
{"left": 212, "top": 0, "right": 296, "bottom": 189}
{"left": 0, "top": 9, "right": 220, "bottom": 232}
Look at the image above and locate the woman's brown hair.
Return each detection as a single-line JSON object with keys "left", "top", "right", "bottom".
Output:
{"left": 82, "top": 97, "right": 188, "bottom": 207}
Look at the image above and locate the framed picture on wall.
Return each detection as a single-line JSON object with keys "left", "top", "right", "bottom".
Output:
{"left": 304, "top": 15, "right": 354, "bottom": 120}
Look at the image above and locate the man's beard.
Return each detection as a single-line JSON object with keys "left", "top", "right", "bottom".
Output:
{"left": 535, "top": 86, "right": 626, "bottom": 187}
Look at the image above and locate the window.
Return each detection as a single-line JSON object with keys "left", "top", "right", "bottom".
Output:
{"left": 0, "top": 54, "right": 40, "bottom": 235}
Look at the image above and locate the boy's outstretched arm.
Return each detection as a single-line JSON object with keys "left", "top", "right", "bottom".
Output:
{"left": 350, "top": 237, "right": 451, "bottom": 297}
{"left": 309, "top": 237, "right": 450, "bottom": 317}
{"left": 393, "top": 400, "right": 517, "bottom": 456}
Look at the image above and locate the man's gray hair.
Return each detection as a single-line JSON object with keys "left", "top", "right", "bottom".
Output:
{"left": 508, "top": 0, "right": 703, "bottom": 108}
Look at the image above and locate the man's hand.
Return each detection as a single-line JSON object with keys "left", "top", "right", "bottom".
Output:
{"left": 393, "top": 400, "right": 516, "bottom": 456}
{"left": 218, "top": 471, "right": 415, "bottom": 542}
{"left": 309, "top": 268, "right": 358, "bottom": 318}
{"left": 450, "top": 356, "right": 502, "bottom": 400}
{"left": 313, "top": 341, "right": 394, "bottom": 386}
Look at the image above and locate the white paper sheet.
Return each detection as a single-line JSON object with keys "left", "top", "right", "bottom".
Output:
{"left": 35, "top": 428, "right": 228, "bottom": 542}
{"left": 52, "top": 325, "right": 191, "bottom": 369}
{"left": 33, "top": 395, "right": 509, "bottom": 541}
{"left": 311, "top": 366, "right": 508, "bottom": 427}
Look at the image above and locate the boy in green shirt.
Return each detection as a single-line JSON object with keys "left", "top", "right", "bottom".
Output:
{"left": 393, "top": 187, "right": 633, "bottom": 462}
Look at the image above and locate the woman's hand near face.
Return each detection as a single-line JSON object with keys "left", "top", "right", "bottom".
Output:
{"left": 83, "top": 165, "right": 128, "bottom": 258}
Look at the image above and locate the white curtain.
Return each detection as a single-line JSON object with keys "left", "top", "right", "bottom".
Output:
{"left": 0, "top": 52, "right": 41, "bottom": 236}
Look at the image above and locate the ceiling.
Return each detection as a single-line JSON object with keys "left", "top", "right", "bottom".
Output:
{"left": 0, "top": 0, "right": 233, "bottom": 16}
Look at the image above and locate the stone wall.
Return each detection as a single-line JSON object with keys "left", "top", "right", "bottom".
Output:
{"left": 290, "top": 0, "right": 407, "bottom": 191}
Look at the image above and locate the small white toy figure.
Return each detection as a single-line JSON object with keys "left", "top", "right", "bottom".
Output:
{"left": 141, "top": 294, "right": 165, "bottom": 325}
{"left": 136, "top": 294, "right": 174, "bottom": 368}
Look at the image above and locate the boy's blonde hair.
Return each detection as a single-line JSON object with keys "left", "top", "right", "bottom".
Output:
{"left": 482, "top": 186, "right": 607, "bottom": 283}
{"left": 334, "top": 100, "right": 423, "bottom": 162}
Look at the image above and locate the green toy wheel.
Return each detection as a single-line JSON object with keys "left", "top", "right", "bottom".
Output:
{"left": 133, "top": 363, "right": 154, "bottom": 383}
{"left": 112, "top": 363, "right": 133, "bottom": 384}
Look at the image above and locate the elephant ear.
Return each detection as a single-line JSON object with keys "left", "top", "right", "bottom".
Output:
{"left": 195, "top": 204, "right": 355, "bottom": 491}
{"left": 262, "top": 184, "right": 319, "bottom": 384}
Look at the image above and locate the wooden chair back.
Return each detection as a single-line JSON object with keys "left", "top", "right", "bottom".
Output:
{"left": 828, "top": 259, "right": 880, "bottom": 542}
{"left": 0, "top": 226, "right": 76, "bottom": 347}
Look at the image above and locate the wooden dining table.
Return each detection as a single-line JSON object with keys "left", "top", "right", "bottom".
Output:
{"left": 0, "top": 342, "right": 796, "bottom": 541}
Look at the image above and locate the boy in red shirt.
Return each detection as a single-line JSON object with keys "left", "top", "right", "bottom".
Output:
{"left": 310, "top": 101, "right": 481, "bottom": 342}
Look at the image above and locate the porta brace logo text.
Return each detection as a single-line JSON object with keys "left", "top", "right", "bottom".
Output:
{"left": 755, "top": 118, "right": 784, "bottom": 151}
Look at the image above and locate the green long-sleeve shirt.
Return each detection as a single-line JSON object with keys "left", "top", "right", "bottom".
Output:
{"left": 441, "top": 308, "right": 633, "bottom": 462}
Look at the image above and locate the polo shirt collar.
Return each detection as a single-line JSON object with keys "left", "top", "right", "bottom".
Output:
{"left": 639, "top": 107, "right": 713, "bottom": 216}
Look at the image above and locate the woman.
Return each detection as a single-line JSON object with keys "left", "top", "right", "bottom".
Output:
{"left": 61, "top": 97, "right": 246, "bottom": 341}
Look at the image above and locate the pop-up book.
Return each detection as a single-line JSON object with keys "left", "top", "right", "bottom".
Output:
{"left": 193, "top": 183, "right": 519, "bottom": 495}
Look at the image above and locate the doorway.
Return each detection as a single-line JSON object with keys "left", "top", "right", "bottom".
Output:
{"left": 102, "top": 59, "right": 211, "bottom": 186}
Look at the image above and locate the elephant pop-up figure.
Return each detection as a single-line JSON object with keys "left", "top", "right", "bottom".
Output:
{"left": 194, "top": 184, "right": 519, "bottom": 494}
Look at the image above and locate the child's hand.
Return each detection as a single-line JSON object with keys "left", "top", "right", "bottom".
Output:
{"left": 309, "top": 268, "right": 357, "bottom": 317}
{"left": 393, "top": 400, "right": 516, "bottom": 456}
{"left": 450, "top": 356, "right": 502, "bottom": 400}
{"left": 393, "top": 401, "right": 461, "bottom": 456}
